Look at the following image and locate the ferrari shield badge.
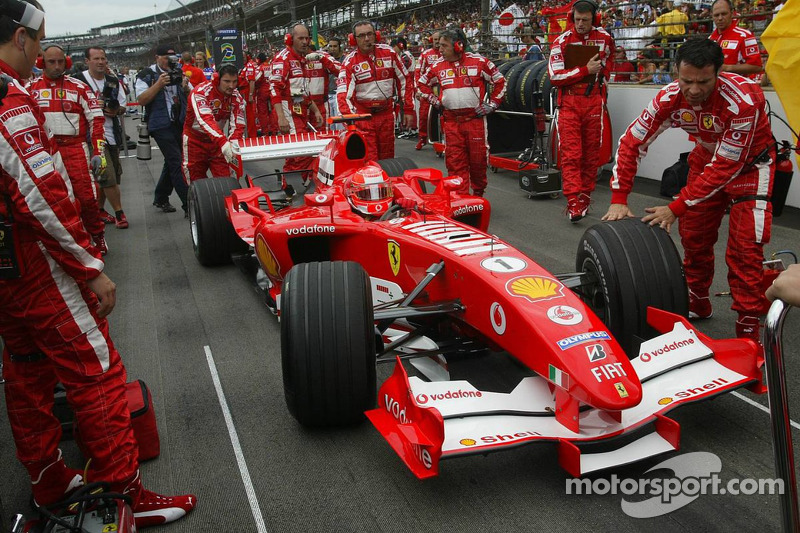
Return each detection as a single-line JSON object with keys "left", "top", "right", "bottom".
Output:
{"left": 701, "top": 114, "right": 714, "bottom": 131}
{"left": 388, "top": 239, "right": 401, "bottom": 276}
{"left": 615, "top": 382, "right": 629, "bottom": 398}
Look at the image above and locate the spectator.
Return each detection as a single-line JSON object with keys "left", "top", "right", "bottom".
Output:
{"left": 610, "top": 46, "right": 635, "bottom": 81}
{"left": 182, "top": 63, "right": 245, "bottom": 181}
{"left": 548, "top": 0, "right": 616, "bottom": 222}
{"left": 337, "top": 20, "right": 414, "bottom": 162}
{"left": 0, "top": 2, "right": 196, "bottom": 528}
{"left": 519, "top": 26, "right": 545, "bottom": 60}
{"left": 181, "top": 51, "right": 205, "bottom": 86}
{"left": 709, "top": 0, "right": 763, "bottom": 79}
{"left": 417, "top": 28, "right": 506, "bottom": 197}
{"left": 270, "top": 24, "right": 324, "bottom": 189}
{"left": 603, "top": 39, "right": 775, "bottom": 342}
{"left": 29, "top": 44, "right": 109, "bottom": 254}
{"left": 136, "top": 44, "right": 191, "bottom": 216}
{"left": 195, "top": 50, "right": 214, "bottom": 81}
{"left": 75, "top": 46, "right": 128, "bottom": 229}
{"left": 656, "top": 0, "right": 688, "bottom": 59}
{"left": 766, "top": 264, "right": 800, "bottom": 307}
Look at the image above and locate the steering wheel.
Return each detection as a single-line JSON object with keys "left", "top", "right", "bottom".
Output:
{"left": 377, "top": 203, "right": 406, "bottom": 222}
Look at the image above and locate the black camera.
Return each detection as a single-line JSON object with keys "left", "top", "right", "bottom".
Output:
{"left": 166, "top": 58, "right": 184, "bottom": 86}
{"left": 102, "top": 79, "right": 120, "bottom": 111}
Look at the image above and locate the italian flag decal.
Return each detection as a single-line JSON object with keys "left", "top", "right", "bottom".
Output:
{"left": 549, "top": 364, "right": 570, "bottom": 389}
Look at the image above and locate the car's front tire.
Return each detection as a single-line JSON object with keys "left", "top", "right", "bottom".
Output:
{"left": 189, "top": 177, "right": 247, "bottom": 266}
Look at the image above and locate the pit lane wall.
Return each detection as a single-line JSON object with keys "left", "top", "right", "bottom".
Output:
{"left": 603, "top": 85, "right": 799, "bottom": 210}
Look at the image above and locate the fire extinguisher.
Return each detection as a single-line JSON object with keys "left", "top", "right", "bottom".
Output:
{"left": 772, "top": 141, "right": 794, "bottom": 217}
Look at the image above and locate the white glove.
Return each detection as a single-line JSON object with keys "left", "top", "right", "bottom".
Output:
{"left": 221, "top": 141, "right": 238, "bottom": 164}
{"left": 305, "top": 52, "right": 321, "bottom": 61}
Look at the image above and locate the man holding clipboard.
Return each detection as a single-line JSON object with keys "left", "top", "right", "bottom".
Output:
{"left": 547, "top": 0, "right": 615, "bottom": 222}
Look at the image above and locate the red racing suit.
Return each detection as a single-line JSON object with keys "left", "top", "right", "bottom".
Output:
{"left": 28, "top": 74, "right": 105, "bottom": 237}
{"left": 183, "top": 81, "right": 246, "bottom": 181}
{"left": 709, "top": 25, "right": 763, "bottom": 80}
{"left": 271, "top": 46, "right": 317, "bottom": 175}
{"left": 306, "top": 51, "right": 341, "bottom": 129}
{"left": 415, "top": 47, "right": 442, "bottom": 140}
{"left": 255, "top": 60, "right": 276, "bottom": 135}
{"left": 337, "top": 43, "right": 413, "bottom": 161}
{"left": 0, "top": 61, "right": 138, "bottom": 501}
{"left": 610, "top": 73, "right": 775, "bottom": 318}
{"left": 548, "top": 27, "right": 615, "bottom": 199}
{"left": 418, "top": 53, "right": 506, "bottom": 196}
{"left": 239, "top": 58, "right": 258, "bottom": 137}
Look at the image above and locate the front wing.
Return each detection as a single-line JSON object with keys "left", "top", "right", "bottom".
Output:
{"left": 366, "top": 311, "right": 763, "bottom": 479}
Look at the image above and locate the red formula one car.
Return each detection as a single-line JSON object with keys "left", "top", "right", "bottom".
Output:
{"left": 188, "top": 115, "right": 764, "bottom": 479}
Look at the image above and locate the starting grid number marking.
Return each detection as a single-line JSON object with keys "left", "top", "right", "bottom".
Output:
{"left": 204, "top": 346, "right": 269, "bottom": 533}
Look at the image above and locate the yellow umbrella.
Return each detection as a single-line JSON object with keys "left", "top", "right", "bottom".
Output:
{"left": 761, "top": 0, "right": 800, "bottom": 163}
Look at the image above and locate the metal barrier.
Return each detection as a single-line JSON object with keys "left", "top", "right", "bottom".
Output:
{"left": 764, "top": 299, "right": 800, "bottom": 532}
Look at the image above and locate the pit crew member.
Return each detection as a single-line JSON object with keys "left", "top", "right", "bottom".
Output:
{"left": 0, "top": 1, "right": 196, "bottom": 527}
{"left": 708, "top": 0, "right": 763, "bottom": 79}
{"left": 271, "top": 23, "right": 324, "bottom": 187}
{"left": 254, "top": 51, "right": 276, "bottom": 135}
{"left": 182, "top": 63, "right": 246, "bottom": 182}
{"left": 28, "top": 44, "right": 108, "bottom": 254}
{"left": 337, "top": 20, "right": 414, "bottom": 161}
{"left": 548, "top": 0, "right": 615, "bottom": 222}
{"left": 414, "top": 30, "right": 441, "bottom": 150}
{"left": 417, "top": 29, "right": 506, "bottom": 197}
{"left": 602, "top": 38, "right": 775, "bottom": 341}
{"left": 305, "top": 47, "right": 341, "bottom": 129}
{"left": 239, "top": 50, "right": 258, "bottom": 137}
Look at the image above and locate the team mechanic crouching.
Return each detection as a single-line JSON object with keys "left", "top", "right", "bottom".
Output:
{"left": 182, "top": 63, "right": 246, "bottom": 182}
{"left": 28, "top": 43, "right": 109, "bottom": 254}
{"left": 417, "top": 29, "right": 506, "bottom": 197}
{"left": 337, "top": 20, "right": 414, "bottom": 162}
{"left": 0, "top": 0, "right": 196, "bottom": 528}
{"left": 602, "top": 38, "right": 775, "bottom": 341}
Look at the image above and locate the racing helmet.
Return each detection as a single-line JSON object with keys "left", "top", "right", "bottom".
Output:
{"left": 346, "top": 165, "right": 393, "bottom": 215}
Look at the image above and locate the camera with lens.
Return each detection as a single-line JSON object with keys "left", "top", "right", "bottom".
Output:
{"left": 166, "top": 56, "right": 184, "bottom": 86}
{"left": 102, "top": 79, "right": 120, "bottom": 111}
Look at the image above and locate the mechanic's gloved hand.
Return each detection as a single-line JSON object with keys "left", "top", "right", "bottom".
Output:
{"left": 430, "top": 97, "right": 442, "bottom": 110}
{"left": 475, "top": 103, "right": 495, "bottom": 117}
{"left": 305, "top": 52, "right": 321, "bottom": 61}
{"left": 221, "top": 141, "right": 238, "bottom": 164}
{"left": 90, "top": 154, "right": 106, "bottom": 174}
{"left": 396, "top": 197, "right": 417, "bottom": 210}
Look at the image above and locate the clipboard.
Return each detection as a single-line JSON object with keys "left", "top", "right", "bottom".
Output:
{"left": 565, "top": 43, "right": 600, "bottom": 84}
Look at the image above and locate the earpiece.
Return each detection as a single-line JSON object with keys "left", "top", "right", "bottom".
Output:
{"left": 212, "top": 71, "right": 219, "bottom": 83}
{"left": 348, "top": 33, "right": 356, "bottom": 47}
{"left": 35, "top": 44, "right": 72, "bottom": 70}
{"left": 453, "top": 39, "right": 464, "bottom": 54}
{"left": 568, "top": 0, "right": 601, "bottom": 25}
{"left": 285, "top": 33, "right": 293, "bottom": 46}
{"left": 18, "top": 33, "right": 25, "bottom": 49}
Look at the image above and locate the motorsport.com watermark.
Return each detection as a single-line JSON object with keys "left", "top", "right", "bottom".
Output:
{"left": 565, "top": 452, "right": 784, "bottom": 518}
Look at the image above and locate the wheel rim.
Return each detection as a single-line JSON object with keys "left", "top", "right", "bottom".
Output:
{"left": 189, "top": 196, "right": 199, "bottom": 250}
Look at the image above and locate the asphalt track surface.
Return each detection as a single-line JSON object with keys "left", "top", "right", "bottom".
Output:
{"left": 2, "top": 127, "right": 800, "bottom": 533}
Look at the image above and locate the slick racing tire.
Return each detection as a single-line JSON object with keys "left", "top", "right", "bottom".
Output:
{"left": 378, "top": 157, "right": 418, "bottom": 178}
{"left": 281, "top": 261, "right": 377, "bottom": 427}
{"left": 576, "top": 219, "right": 688, "bottom": 358}
{"left": 189, "top": 177, "right": 248, "bottom": 266}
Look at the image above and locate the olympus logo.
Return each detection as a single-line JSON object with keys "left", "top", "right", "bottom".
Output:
{"left": 285, "top": 224, "right": 335, "bottom": 236}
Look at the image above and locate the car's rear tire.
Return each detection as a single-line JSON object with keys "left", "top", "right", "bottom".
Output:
{"left": 281, "top": 261, "right": 377, "bottom": 427}
{"left": 576, "top": 219, "right": 688, "bottom": 358}
{"left": 377, "top": 157, "right": 418, "bottom": 178}
{"left": 189, "top": 177, "right": 247, "bottom": 266}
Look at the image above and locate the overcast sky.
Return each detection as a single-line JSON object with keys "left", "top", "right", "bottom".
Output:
{"left": 42, "top": 1, "right": 167, "bottom": 38}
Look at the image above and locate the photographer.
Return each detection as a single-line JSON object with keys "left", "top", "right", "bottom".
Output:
{"left": 75, "top": 46, "right": 128, "bottom": 229}
{"left": 136, "top": 44, "right": 191, "bottom": 216}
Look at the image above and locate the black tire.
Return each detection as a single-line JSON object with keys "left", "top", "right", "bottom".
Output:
{"left": 189, "top": 177, "right": 247, "bottom": 266}
{"left": 576, "top": 219, "right": 688, "bottom": 358}
{"left": 281, "top": 261, "right": 377, "bottom": 427}
{"left": 504, "top": 60, "right": 535, "bottom": 111}
{"left": 518, "top": 60, "right": 546, "bottom": 113}
{"left": 378, "top": 157, "right": 418, "bottom": 177}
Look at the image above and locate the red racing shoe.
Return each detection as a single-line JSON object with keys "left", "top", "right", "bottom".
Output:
{"left": 736, "top": 314, "right": 761, "bottom": 343}
{"left": 688, "top": 289, "right": 713, "bottom": 319}
{"left": 99, "top": 210, "right": 116, "bottom": 225}
{"left": 30, "top": 450, "right": 84, "bottom": 507}
{"left": 566, "top": 195, "right": 588, "bottom": 223}
{"left": 415, "top": 136, "right": 427, "bottom": 150}
{"left": 92, "top": 233, "right": 109, "bottom": 256}
{"left": 121, "top": 472, "right": 197, "bottom": 529}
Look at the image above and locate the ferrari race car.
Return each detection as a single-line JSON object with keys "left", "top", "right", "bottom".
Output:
{"left": 189, "top": 115, "right": 764, "bottom": 479}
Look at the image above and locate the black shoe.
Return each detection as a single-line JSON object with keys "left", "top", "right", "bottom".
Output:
{"left": 153, "top": 201, "right": 177, "bottom": 213}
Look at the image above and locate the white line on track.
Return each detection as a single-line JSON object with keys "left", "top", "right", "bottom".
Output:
{"left": 732, "top": 391, "right": 800, "bottom": 431}
{"left": 204, "top": 345, "right": 268, "bottom": 533}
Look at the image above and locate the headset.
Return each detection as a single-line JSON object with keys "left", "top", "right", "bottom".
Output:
{"left": 1, "top": 0, "right": 44, "bottom": 50}
{"left": 348, "top": 21, "right": 381, "bottom": 47}
{"left": 35, "top": 44, "right": 72, "bottom": 70}
{"left": 440, "top": 29, "right": 466, "bottom": 55}
{"left": 568, "top": 0, "right": 602, "bottom": 26}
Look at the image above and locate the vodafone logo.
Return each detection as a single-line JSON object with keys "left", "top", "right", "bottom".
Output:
{"left": 490, "top": 302, "right": 506, "bottom": 335}
{"left": 547, "top": 305, "right": 583, "bottom": 326}
{"left": 315, "top": 194, "right": 327, "bottom": 203}
{"left": 23, "top": 133, "right": 35, "bottom": 146}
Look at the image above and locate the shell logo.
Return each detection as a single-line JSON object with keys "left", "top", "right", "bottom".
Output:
{"left": 460, "top": 438, "right": 477, "bottom": 446}
{"left": 658, "top": 397, "right": 673, "bottom": 405}
{"left": 506, "top": 276, "right": 564, "bottom": 303}
{"left": 255, "top": 234, "right": 281, "bottom": 280}
{"left": 680, "top": 111, "right": 695, "bottom": 122}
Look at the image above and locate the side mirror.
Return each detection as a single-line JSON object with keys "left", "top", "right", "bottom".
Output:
{"left": 443, "top": 177, "right": 463, "bottom": 192}
{"left": 304, "top": 192, "right": 335, "bottom": 206}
